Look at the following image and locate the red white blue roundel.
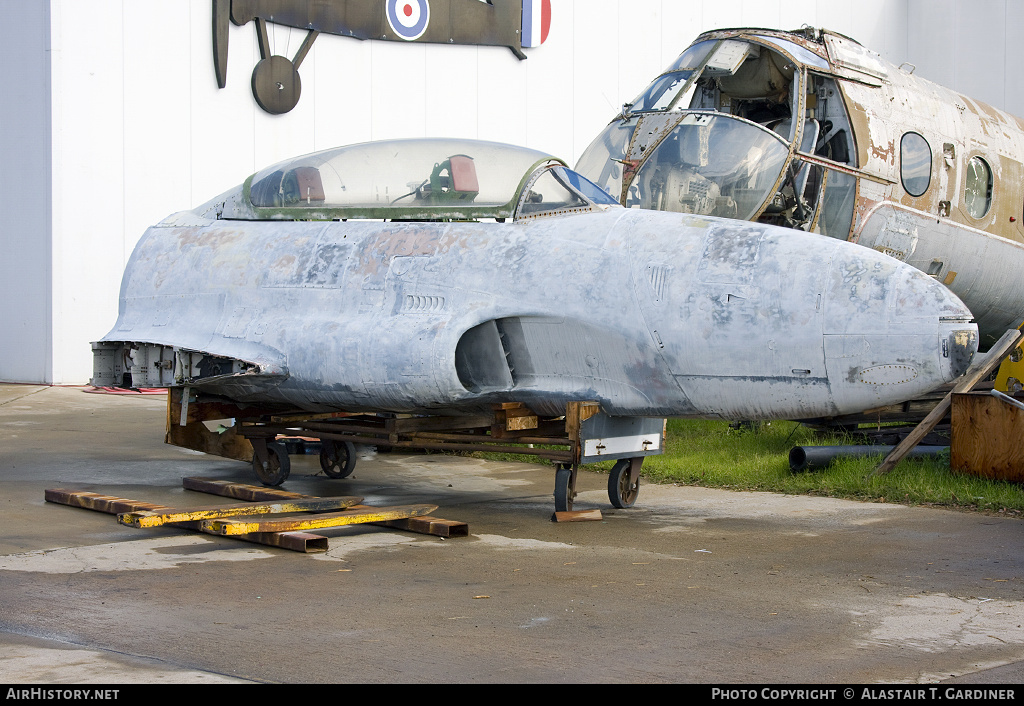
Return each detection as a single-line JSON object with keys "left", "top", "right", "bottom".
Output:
{"left": 387, "top": 0, "right": 430, "bottom": 41}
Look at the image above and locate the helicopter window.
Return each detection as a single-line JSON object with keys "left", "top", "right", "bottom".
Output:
{"left": 631, "top": 71, "right": 697, "bottom": 112}
{"left": 964, "top": 156, "right": 993, "bottom": 219}
{"left": 664, "top": 40, "right": 717, "bottom": 72}
{"left": 629, "top": 114, "right": 790, "bottom": 220}
{"left": 751, "top": 36, "right": 831, "bottom": 71}
{"left": 575, "top": 118, "right": 637, "bottom": 199}
{"left": 900, "top": 132, "right": 931, "bottom": 197}
{"left": 816, "top": 170, "right": 857, "bottom": 240}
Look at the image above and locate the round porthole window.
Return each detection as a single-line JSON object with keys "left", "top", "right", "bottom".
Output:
{"left": 900, "top": 132, "right": 931, "bottom": 197}
{"left": 964, "top": 156, "right": 993, "bottom": 219}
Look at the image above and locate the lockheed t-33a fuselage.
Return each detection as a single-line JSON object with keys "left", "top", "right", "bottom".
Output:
{"left": 92, "top": 137, "right": 978, "bottom": 513}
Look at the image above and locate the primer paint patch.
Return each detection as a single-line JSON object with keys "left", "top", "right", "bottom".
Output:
{"left": 0, "top": 536, "right": 273, "bottom": 573}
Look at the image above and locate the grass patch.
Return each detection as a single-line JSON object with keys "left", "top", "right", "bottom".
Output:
{"left": 642, "top": 419, "right": 1024, "bottom": 516}
{"left": 471, "top": 419, "right": 1024, "bottom": 516}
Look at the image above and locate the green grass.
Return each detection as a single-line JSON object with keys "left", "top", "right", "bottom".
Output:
{"left": 472, "top": 419, "right": 1024, "bottom": 516}
{"left": 640, "top": 419, "right": 1024, "bottom": 516}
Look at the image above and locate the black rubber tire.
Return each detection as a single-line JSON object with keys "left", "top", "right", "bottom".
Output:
{"left": 554, "top": 465, "right": 574, "bottom": 513}
{"left": 608, "top": 458, "right": 639, "bottom": 508}
{"left": 320, "top": 439, "right": 357, "bottom": 479}
{"left": 253, "top": 441, "right": 291, "bottom": 486}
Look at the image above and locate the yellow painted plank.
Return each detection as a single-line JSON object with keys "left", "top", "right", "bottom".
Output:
{"left": 202, "top": 504, "right": 439, "bottom": 535}
{"left": 118, "top": 496, "right": 365, "bottom": 528}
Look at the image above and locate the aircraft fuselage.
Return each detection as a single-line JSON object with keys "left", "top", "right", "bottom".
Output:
{"left": 95, "top": 198, "right": 976, "bottom": 421}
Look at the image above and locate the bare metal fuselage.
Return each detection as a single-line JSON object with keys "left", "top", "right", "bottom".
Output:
{"left": 94, "top": 203, "right": 976, "bottom": 421}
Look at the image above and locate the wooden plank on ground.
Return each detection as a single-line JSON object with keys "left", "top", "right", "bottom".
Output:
{"left": 381, "top": 515, "right": 471, "bottom": 537}
{"left": 183, "top": 477, "right": 469, "bottom": 537}
{"left": 202, "top": 503, "right": 439, "bottom": 535}
{"left": 43, "top": 489, "right": 329, "bottom": 552}
{"left": 182, "top": 477, "right": 306, "bottom": 500}
{"left": 553, "top": 509, "right": 603, "bottom": 522}
{"left": 118, "top": 496, "right": 364, "bottom": 528}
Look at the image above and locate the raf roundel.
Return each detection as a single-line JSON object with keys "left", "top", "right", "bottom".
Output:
{"left": 386, "top": 0, "right": 430, "bottom": 41}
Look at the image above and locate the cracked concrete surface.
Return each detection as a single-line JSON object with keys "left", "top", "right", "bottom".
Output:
{"left": 1, "top": 385, "right": 1023, "bottom": 684}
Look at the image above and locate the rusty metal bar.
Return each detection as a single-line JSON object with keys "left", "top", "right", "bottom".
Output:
{"left": 373, "top": 439, "right": 574, "bottom": 459}
{"left": 202, "top": 503, "right": 438, "bottom": 535}
{"left": 390, "top": 415, "right": 497, "bottom": 432}
{"left": 270, "top": 411, "right": 360, "bottom": 423}
{"left": 405, "top": 431, "right": 573, "bottom": 446}
{"left": 240, "top": 424, "right": 576, "bottom": 460}
{"left": 381, "top": 515, "right": 470, "bottom": 538}
{"left": 44, "top": 489, "right": 329, "bottom": 552}
{"left": 45, "top": 489, "right": 166, "bottom": 516}
{"left": 262, "top": 420, "right": 390, "bottom": 436}
{"left": 245, "top": 411, "right": 575, "bottom": 448}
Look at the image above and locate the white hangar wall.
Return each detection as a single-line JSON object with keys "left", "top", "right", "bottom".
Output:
{"left": 0, "top": 0, "right": 1019, "bottom": 384}
{"left": 1, "top": 2, "right": 52, "bottom": 384}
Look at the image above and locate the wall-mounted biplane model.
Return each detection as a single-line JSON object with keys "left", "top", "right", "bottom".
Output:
{"left": 92, "top": 138, "right": 977, "bottom": 512}
{"left": 214, "top": 0, "right": 551, "bottom": 113}
{"left": 576, "top": 26, "right": 1024, "bottom": 351}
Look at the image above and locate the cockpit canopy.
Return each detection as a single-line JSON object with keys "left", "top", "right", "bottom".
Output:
{"left": 197, "top": 138, "right": 619, "bottom": 223}
{"left": 576, "top": 28, "right": 861, "bottom": 238}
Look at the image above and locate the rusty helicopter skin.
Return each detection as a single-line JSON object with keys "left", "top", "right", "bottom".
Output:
{"left": 92, "top": 138, "right": 976, "bottom": 505}
{"left": 576, "top": 27, "right": 1024, "bottom": 349}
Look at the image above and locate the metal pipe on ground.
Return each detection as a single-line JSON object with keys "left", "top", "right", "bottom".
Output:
{"left": 789, "top": 445, "right": 949, "bottom": 472}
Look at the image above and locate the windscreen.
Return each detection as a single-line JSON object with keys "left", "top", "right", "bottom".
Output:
{"left": 627, "top": 114, "right": 789, "bottom": 220}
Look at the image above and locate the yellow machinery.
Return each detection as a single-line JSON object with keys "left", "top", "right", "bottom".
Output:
{"left": 994, "top": 323, "right": 1024, "bottom": 393}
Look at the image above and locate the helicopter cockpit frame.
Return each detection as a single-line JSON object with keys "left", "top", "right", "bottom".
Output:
{"left": 576, "top": 28, "right": 867, "bottom": 239}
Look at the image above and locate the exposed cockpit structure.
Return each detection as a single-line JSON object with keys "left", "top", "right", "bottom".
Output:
{"left": 577, "top": 31, "right": 858, "bottom": 235}
{"left": 577, "top": 27, "right": 1024, "bottom": 347}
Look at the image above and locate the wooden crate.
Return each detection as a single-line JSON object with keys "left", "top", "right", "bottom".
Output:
{"left": 951, "top": 392, "right": 1024, "bottom": 482}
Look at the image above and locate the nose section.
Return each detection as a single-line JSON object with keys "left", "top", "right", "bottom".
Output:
{"left": 939, "top": 322, "right": 978, "bottom": 381}
{"left": 822, "top": 253, "right": 978, "bottom": 414}
{"left": 888, "top": 263, "right": 978, "bottom": 383}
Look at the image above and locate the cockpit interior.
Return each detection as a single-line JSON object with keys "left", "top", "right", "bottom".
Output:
{"left": 576, "top": 30, "right": 861, "bottom": 239}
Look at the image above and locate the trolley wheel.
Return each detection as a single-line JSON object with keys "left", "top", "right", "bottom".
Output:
{"left": 608, "top": 458, "right": 640, "bottom": 508}
{"left": 320, "top": 439, "right": 357, "bottom": 479}
{"left": 554, "top": 465, "right": 575, "bottom": 513}
{"left": 253, "top": 441, "right": 290, "bottom": 486}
